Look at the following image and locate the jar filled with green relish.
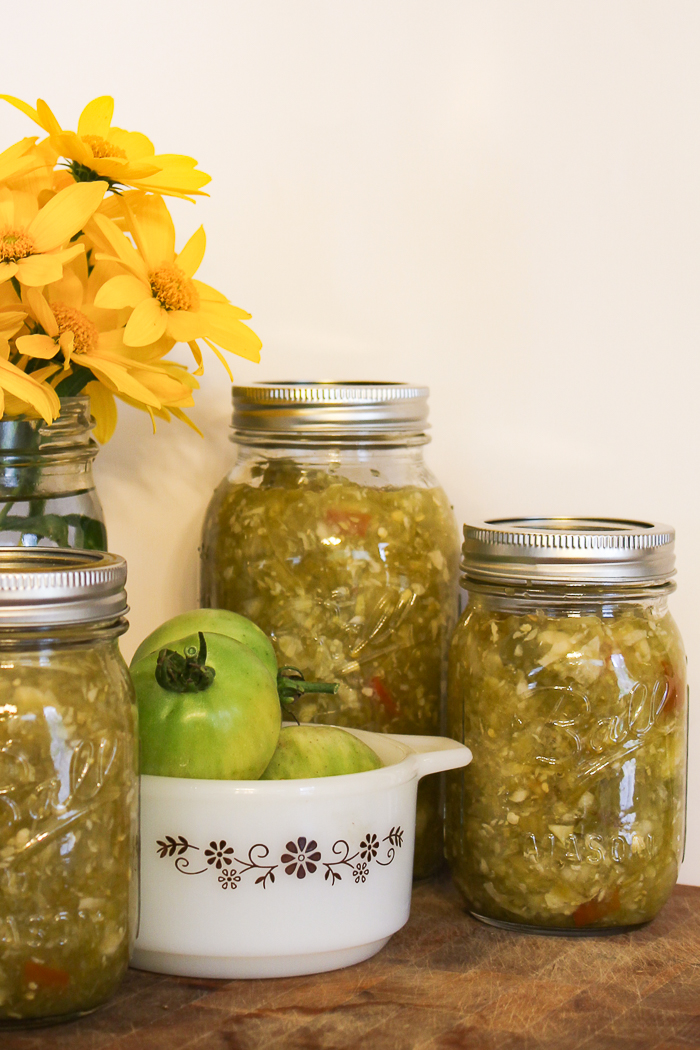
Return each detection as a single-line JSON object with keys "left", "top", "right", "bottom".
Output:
{"left": 201, "top": 383, "right": 460, "bottom": 877}
{"left": 446, "top": 519, "right": 687, "bottom": 933}
{"left": 0, "top": 549, "right": 137, "bottom": 1026}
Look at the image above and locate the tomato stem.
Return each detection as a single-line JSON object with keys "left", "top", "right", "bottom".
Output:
{"left": 155, "top": 631, "right": 217, "bottom": 693}
{"left": 277, "top": 666, "right": 339, "bottom": 705}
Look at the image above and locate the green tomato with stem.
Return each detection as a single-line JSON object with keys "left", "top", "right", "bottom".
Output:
{"left": 131, "top": 609, "right": 277, "bottom": 679}
{"left": 132, "top": 632, "right": 281, "bottom": 780}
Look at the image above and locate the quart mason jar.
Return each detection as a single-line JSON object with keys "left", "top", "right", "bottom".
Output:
{"left": 446, "top": 519, "right": 687, "bottom": 934}
{"left": 201, "top": 383, "right": 460, "bottom": 877}
{"left": 0, "top": 395, "right": 107, "bottom": 550}
{"left": 0, "top": 550, "right": 137, "bottom": 1026}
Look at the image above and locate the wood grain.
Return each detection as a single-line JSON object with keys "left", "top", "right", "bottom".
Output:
{"left": 4, "top": 877, "right": 700, "bottom": 1050}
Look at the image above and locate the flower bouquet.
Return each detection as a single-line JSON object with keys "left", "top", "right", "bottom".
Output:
{"left": 0, "top": 94, "right": 261, "bottom": 547}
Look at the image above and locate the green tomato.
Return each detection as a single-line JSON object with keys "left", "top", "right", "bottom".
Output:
{"left": 130, "top": 609, "right": 278, "bottom": 680}
{"left": 132, "top": 632, "right": 281, "bottom": 780}
{"left": 261, "top": 725, "right": 382, "bottom": 780}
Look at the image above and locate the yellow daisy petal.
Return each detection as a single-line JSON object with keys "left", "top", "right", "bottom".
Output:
{"left": 202, "top": 337, "right": 233, "bottom": 381}
{"left": 15, "top": 334, "right": 58, "bottom": 359}
{"left": 0, "top": 138, "right": 42, "bottom": 184}
{"left": 45, "top": 265, "right": 85, "bottom": 310}
{"left": 85, "top": 380, "right": 117, "bottom": 443}
{"left": 0, "top": 95, "right": 42, "bottom": 125}
{"left": 0, "top": 310, "right": 26, "bottom": 338}
{"left": 59, "top": 330, "right": 75, "bottom": 366}
{"left": 95, "top": 274, "right": 150, "bottom": 310}
{"left": 80, "top": 355, "right": 162, "bottom": 407}
{"left": 123, "top": 297, "right": 168, "bottom": 347}
{"left": 29, "top": 180, "right": 107, "bottom": 252}
{"left": 169, "top": 407, "right": 203, "bottom": 437}
{"left": 165, "top": 310, "right": 202, "bottom": 343}
{"left": 25, "top": 288, "right": 58, "bottom": 336}
{"left": 27, "top": 363, "right": 60, "bottom": 386}
{"left": 52, "top": 132, "right": 94, "bottom": 168}
{"left": 0, "top": 198, "right": 14, "bottom": 226}
{"left": 188, "top": 340, "right": 204, "bottom": 376}
{"left": 88, "top": 214, "right": 149, "bottom": 282}
{"left": 0, "top": 263, "right": 18, "bottom": 284}
{"left": 0, "top": 357, "right": 59, "bottom": 422}
{"left": 77, "top": 96, "right": 114, "bottom": 138}
{"left": 88, "top": 157, "right": 161, "bottom": 181}
{"left": 175, "top": 226, "right": 206, "bottom": 279}
{"left": 108, "top": 129, "right": 154, "bottom": 160}
{"left": 15, "top": 254, "right": 64, "bottom": 286}
{"left": 126, "top": 194, "right": 176, "bottom": 270}
{"left": 35, "top": 99, "right": 62, "bottom": 136}
{"left": 192, "top": 279, "right": 230, "bottom": 304}
{"left": 0, "top": 93, "right": 59, "bottom": 133}
{"left": 198, "top": 302, "right": 262, "bottom": 362}
{"left": 48, "top": 243, "right": 86, "bottom": 268}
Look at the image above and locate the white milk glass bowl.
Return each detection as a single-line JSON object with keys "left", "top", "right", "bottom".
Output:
{"left": 132, "top": 728, "right": 471, "bottom": 979}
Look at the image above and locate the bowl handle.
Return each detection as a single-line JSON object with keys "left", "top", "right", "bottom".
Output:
{"left": 388, "top": 734, "right": 472, "bottom": 779}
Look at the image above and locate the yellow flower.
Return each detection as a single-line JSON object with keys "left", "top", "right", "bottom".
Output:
{"left": 14, "top": 269, "right": 199, "bottom": 442}
{"left": 0, "top": 180, "right": 106, "bottom": 287}
{"left": 1, "top": 95, "right": 211, "bottom": 200}
{"left": 91, "top": 195, "right": 261, "bottom": 374}
{"left": 16, "top": 283, "right": 163, "bottom": 402}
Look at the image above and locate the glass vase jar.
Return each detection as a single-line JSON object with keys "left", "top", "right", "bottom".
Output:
{"left": 0, "top": 549, "right": 137, "bottom": 1027}
{"left": 0, "top": 396, "right": 107, "bottom": 550}
{"left": 200, "top": 382, "right": 460, "bottom": 877}
{"left": 446, "top": 518, "right": 687, "bottom": 934}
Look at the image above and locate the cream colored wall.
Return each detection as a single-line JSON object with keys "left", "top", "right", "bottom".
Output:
{"left": 4, "top": 1, "right": 699, "bottom": 881}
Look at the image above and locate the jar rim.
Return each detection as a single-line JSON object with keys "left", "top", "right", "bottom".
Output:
{"left": 461, "top": 517, "right": 676, "bottom": 587}
{"left": 230, "top": 382, "right": 431, "bottom": 445}
{"left": 0, "top": 548, "right": 128, "bottom": 626}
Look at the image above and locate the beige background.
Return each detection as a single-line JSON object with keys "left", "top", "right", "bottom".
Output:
{"left": 3, "top": 1, "right": 699, "bottom": 881}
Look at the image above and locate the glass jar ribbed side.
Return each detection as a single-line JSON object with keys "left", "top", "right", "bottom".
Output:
{"left": 200, "top": 383, "right": 460, "bottom": 877}
{"left": 446, "top": 518, "right": 687, "bottom": 933}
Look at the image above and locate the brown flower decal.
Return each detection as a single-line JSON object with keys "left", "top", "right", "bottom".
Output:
{"left": 353, "top": 861, "right": 369, "bottom": 883}
{"left": 205, "top": 840, "right": 234, "bottom": 869}
{"left": 218, "top": 870, "right": 241, "bottom": 890}
{"left": 360, "top": 833, "right": 379, "bottom": 861}
{"left": 281, "top": 837, "right": 321, "bottom": 879}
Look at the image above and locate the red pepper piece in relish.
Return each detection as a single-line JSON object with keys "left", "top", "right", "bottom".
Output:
{"left": 325, "top": 508, "right": 371, "bottom": 537}
{"left": 23, "top": 960, "right": 71, "bottom": 989}
{"left": 658, "top": 660, "right": 685, "bottom": 719}
{"left": 370, "top": 675, "right": 398, "bottom": 717}
{"left": 573, "top": 888, "right": 621, "bottom": 928}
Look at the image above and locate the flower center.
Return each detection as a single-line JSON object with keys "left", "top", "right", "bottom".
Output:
{"left": 82, "top": 135, "right": 127, "bottom": 160}
{"left": 51, "top": 303, "right": 99, "bottom": 354}
{"left": 149, "top": 265, "right": 200, "bottom": 312}
{"left": 0, "top": 229, "right": 34, "bottom": 262}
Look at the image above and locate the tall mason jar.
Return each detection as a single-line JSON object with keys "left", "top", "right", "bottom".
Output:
{"left": 446, "top": 519, "right": 687, "bottom": 933}
{"left": 0, "top": 550, "right": 137, "bottom": 1026}
{"left": 201, "top": 383, "right": 460, "bottom": 877}
{"left": 0, "top": 396, "right": 107, "bottom": 550}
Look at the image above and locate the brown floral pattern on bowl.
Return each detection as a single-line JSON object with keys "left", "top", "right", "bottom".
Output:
{"left": 155, "top": 827, "right": 405, "bottom": 891}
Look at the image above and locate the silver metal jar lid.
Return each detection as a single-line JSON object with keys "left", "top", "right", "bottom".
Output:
{"left": 0, "top": 549, "right": 128, "bottom": 626}
{"left": 231, "top": 382, "right": 430, "bottom": 444}
{"left": 461, "top": 518, "right": 676, "bottom": 586}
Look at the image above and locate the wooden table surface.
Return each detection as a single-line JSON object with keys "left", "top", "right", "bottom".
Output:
{"left": 5, "top": 875, "right": 700, "bottom": 1050}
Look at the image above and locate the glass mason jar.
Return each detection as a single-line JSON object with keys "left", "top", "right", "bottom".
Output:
{"left": 446, "top": 518, "right": 687, "bottom": 934}
{"left": 201, "top": 382, "right": 460, "bottom": 877}
{"left": 0, "top": 549, "right": 137, "bottom": 1027}
{"left": 0, "top": 396, "right": 107, "bottom": 550}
